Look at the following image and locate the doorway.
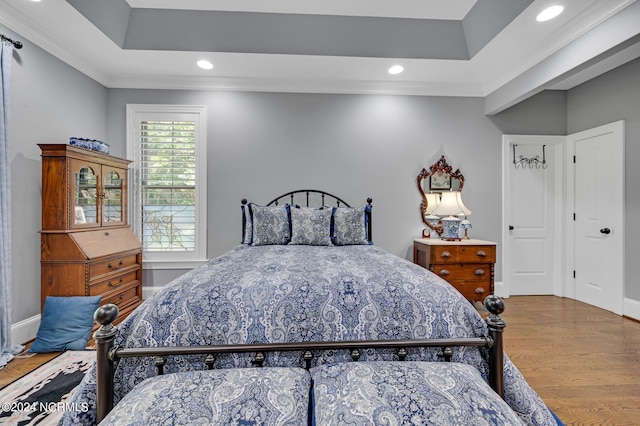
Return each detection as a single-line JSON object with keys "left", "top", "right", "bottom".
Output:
{"left": 502, "top": 121, "right": 624, "bottom": 314}
{"left": 566, "top": 121, "right": 625, "bottom": 314}
{"left": 502, "top": 136, "right": 564, "bottom": 296}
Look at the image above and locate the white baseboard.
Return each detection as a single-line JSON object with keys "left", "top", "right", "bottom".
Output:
{"left": 624, "top": 297, "right": 640, "bottom": 321}
{"left": 494, "top": 281, "right": 509, "bottom": 298}
{"left": 11, "top": 314, "right": 41, "bottom": 345}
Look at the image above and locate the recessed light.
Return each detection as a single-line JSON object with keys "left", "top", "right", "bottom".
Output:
{"left": 536, "top": 5, "right": 564, "bottom": 22}
{"left": 197, "top": 60, "right": 214, "bottom": 70}
{"left": 388, "top": 65, "right": 404, "bottom": 75}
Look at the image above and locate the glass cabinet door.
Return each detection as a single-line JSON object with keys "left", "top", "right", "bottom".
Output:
{"left": 73, "top": 165, "right": 98, "bottom": 227}
{"left": 103, "top": 168, "right": 125, "bottom": 225}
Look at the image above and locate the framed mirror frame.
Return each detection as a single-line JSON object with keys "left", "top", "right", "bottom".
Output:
{"left": 417, "top": 156, "right": 465, "bottom": 237}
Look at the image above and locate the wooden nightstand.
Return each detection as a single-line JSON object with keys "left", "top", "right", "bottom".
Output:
{"left": 413, "top": 238, "right": 496, "bottom": 303}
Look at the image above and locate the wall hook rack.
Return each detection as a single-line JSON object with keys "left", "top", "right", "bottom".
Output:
{"left": 513, "top": 144, "right": 547, "bottom": 169}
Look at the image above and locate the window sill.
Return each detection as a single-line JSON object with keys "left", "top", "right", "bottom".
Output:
{"left": 142, "top": 259, "right": 208, "bottom": 270}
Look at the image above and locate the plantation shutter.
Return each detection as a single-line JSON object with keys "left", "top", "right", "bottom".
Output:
{"left": 139, "top": 120, "right": 197, "bottom": 253}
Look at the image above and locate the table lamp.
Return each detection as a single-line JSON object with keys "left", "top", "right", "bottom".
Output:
{"left": 433, "top": 191, "right": 470, "bottom": 240}
{"left": 423, "top": 192, "right": 441, "bottom": 238}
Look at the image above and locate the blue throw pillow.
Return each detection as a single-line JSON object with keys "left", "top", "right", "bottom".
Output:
{"left": 332, "top": 205, "right": 370, "bottom": 245}
{"left": 249, "top": 203, "right": 291, "bottom": 246}
{"left": 29, "top": 296, "right": 102, "bottom": 353}
{"left": 289, "top": 206, "right": 333, "bottom": 246}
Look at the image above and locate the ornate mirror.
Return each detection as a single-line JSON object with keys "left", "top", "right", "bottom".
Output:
{"left": 417, "top": 156, "right": 465, "bottom": 238}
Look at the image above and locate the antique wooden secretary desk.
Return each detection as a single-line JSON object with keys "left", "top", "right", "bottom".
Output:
{"left": 39, "top": 144, "right": 142, "bottom": 325}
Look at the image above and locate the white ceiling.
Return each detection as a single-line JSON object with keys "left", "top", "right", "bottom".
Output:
{"left": 1, "top": 0, "right": 639, "bottom": 114}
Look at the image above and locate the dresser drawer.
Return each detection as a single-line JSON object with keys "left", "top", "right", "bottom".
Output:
{"left": 100, "top": 285, "right": 140, "bottom": 310}
{"left": 457, "top": 245, "right": 495, "bottom": 263}
{"left": 449, "top": 281, "right": 491, "bottom": 302}
{"left": 89, "top": 270, "right": 139, "bottom": 296}
{"left": 90, "top": 254, "right": 139, "bottom": 278}
{"left": 430, "top": 246, "right": 460, "bottom": 263}
{"left": 430, "top": 245, "right": 495, "bottom": 264}
{"left": 432, "top": 263, "right": 492, "bottom": 281}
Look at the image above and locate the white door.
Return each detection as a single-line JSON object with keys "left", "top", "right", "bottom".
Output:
{"left": 569, "top": 121, "right": 624, "bottom": 314}
{"left": 503, "top": 136, "right": 563, "bottom": 295}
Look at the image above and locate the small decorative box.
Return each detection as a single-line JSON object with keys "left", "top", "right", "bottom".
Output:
{"left": 69, "top": 137, "right": 109, "bottom": 154}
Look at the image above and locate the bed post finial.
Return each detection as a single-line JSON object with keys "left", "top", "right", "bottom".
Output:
{"left": 94, "top": 304, "right": 119, "bottom": 423}
{"left": 484, "top": 295, "right": 506, "bottom": 399}
{"left": 366, "top": 198, "right": 373, "bottom": 242}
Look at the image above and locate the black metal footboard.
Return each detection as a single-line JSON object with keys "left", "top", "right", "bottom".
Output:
{"left": 93, "top": 295, "right": 506, "bottom": 423}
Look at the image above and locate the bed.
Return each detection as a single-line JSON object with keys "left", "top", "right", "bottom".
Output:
{"left": 61, "top": 190, "right": 558, "bottom": 425}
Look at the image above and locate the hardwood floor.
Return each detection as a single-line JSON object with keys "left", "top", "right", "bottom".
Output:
{"left": 0, "top": 345, "right": 60, "bottom": 389}
{"left": 502, "top": 296, "right": 640, "bottom": 426}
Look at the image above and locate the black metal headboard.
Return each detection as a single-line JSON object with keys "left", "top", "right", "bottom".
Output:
{"left": 241, "top": 189, "right": 373, "bottom": 242}
{"left": 266, "top": 189, "right": 352, "bottom": 208}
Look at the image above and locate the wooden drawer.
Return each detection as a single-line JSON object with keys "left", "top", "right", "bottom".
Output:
{"left": 432, "top": 263, "right": 492, "bottom": 282}
{"left": 430, "top": 246, "right": 459, "bottom": 263}
{"left": 90, "top": 254, "right": 139, "bottom": 278}
{"left": 449, "top": 280, "right": 491, "bottom": 302}
{"left": 457, "top": 245, "right": 495, "bottom": 263}
{"left": 430, "top": 245, "right": 495, "bottom": 264}
{"left": 100, "top": 285, "right": 140, "bottom": 310}
{"left": 89, "top": 270, "right": 139, "bottom": 296}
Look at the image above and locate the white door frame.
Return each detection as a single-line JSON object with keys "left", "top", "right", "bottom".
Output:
{"left": 564, "top": 120, "right": 625, "bottom": 308}
{"left": 501, "top": 135, "right": 565, "bottom": 297}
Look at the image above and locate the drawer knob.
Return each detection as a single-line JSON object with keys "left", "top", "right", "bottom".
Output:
{"left": 108, "top": 278, "right": 124, "bottom": 287}
{"left": 475, "top": 287, "right": 486, "bottom": 294}
{"left": 475, "top": 269, "right": 485, "bottom": 276}
{"left": 108, "top": 260, "right": 124, "bottom": 270}
{"left": 439, "top": 269, "right": 450, "bottom": 276}
{"left": 476, "top": 250, "right": 487, "bottom": 257}
{"left": 440, "top": 251, "right": 452, "bottom": 258}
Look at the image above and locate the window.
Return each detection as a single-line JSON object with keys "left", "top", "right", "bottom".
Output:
{"left": 127, "top": 105, "right": 207, "bottom": 267}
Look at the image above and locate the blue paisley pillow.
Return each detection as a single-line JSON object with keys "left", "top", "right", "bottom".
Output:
{"left": 250, "top": 204, "right": 291, "bottom": 245}
{"left": 241, "top": 204, "right": 252, "bottom": 244}
{"left": 311, "top": 361, "right": 525, "bottom": 425}
{"left": 101, "top": 368, "right": 311, "bottom": 425}
{"left": 290, "top": 206, "right": 333, "bottom": 246}
{"left": 332, "top": 205, "right": 369, "bottom": 245}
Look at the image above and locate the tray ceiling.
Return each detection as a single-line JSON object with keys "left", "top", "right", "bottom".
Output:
{"left": 1, "top": 0, "right": 639, "bottom": 113}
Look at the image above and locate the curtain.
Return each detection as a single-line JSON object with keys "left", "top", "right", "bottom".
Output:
{"left": 0, "top": 40, "right": 23, "bottom": 369}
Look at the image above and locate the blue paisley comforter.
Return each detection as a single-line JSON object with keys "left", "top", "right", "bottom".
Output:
{"left": 62, "top": 244, "right": 555, "bottom": 425}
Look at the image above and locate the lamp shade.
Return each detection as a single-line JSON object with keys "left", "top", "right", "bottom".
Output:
{"left": 455, "top": 191, "right": 471, "bottom": 216}
{"left": 433, "top": 191, "right": 465, "bottom": 217}
{"left": 425, "top": 192, "right": 440, "bottom": 214}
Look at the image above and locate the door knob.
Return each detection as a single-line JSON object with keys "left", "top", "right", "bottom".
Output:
{"left": 600, "top": 228, "right": 611, "bottom": 234}
{"left": 509, "top": 225, "right": 514, "bottom": 231}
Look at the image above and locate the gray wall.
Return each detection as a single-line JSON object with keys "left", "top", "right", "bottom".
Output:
{"left": 567, "top": 57, "right": 640, "bottom": 301}
{"left": 489, "top": 90, "right": 567, "bottom": 135}
{"left": 3, "top": 24, "right": 108, "bottom": 324}
{"left": 107, "top": 90, "right": 517, "bottom": 288}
